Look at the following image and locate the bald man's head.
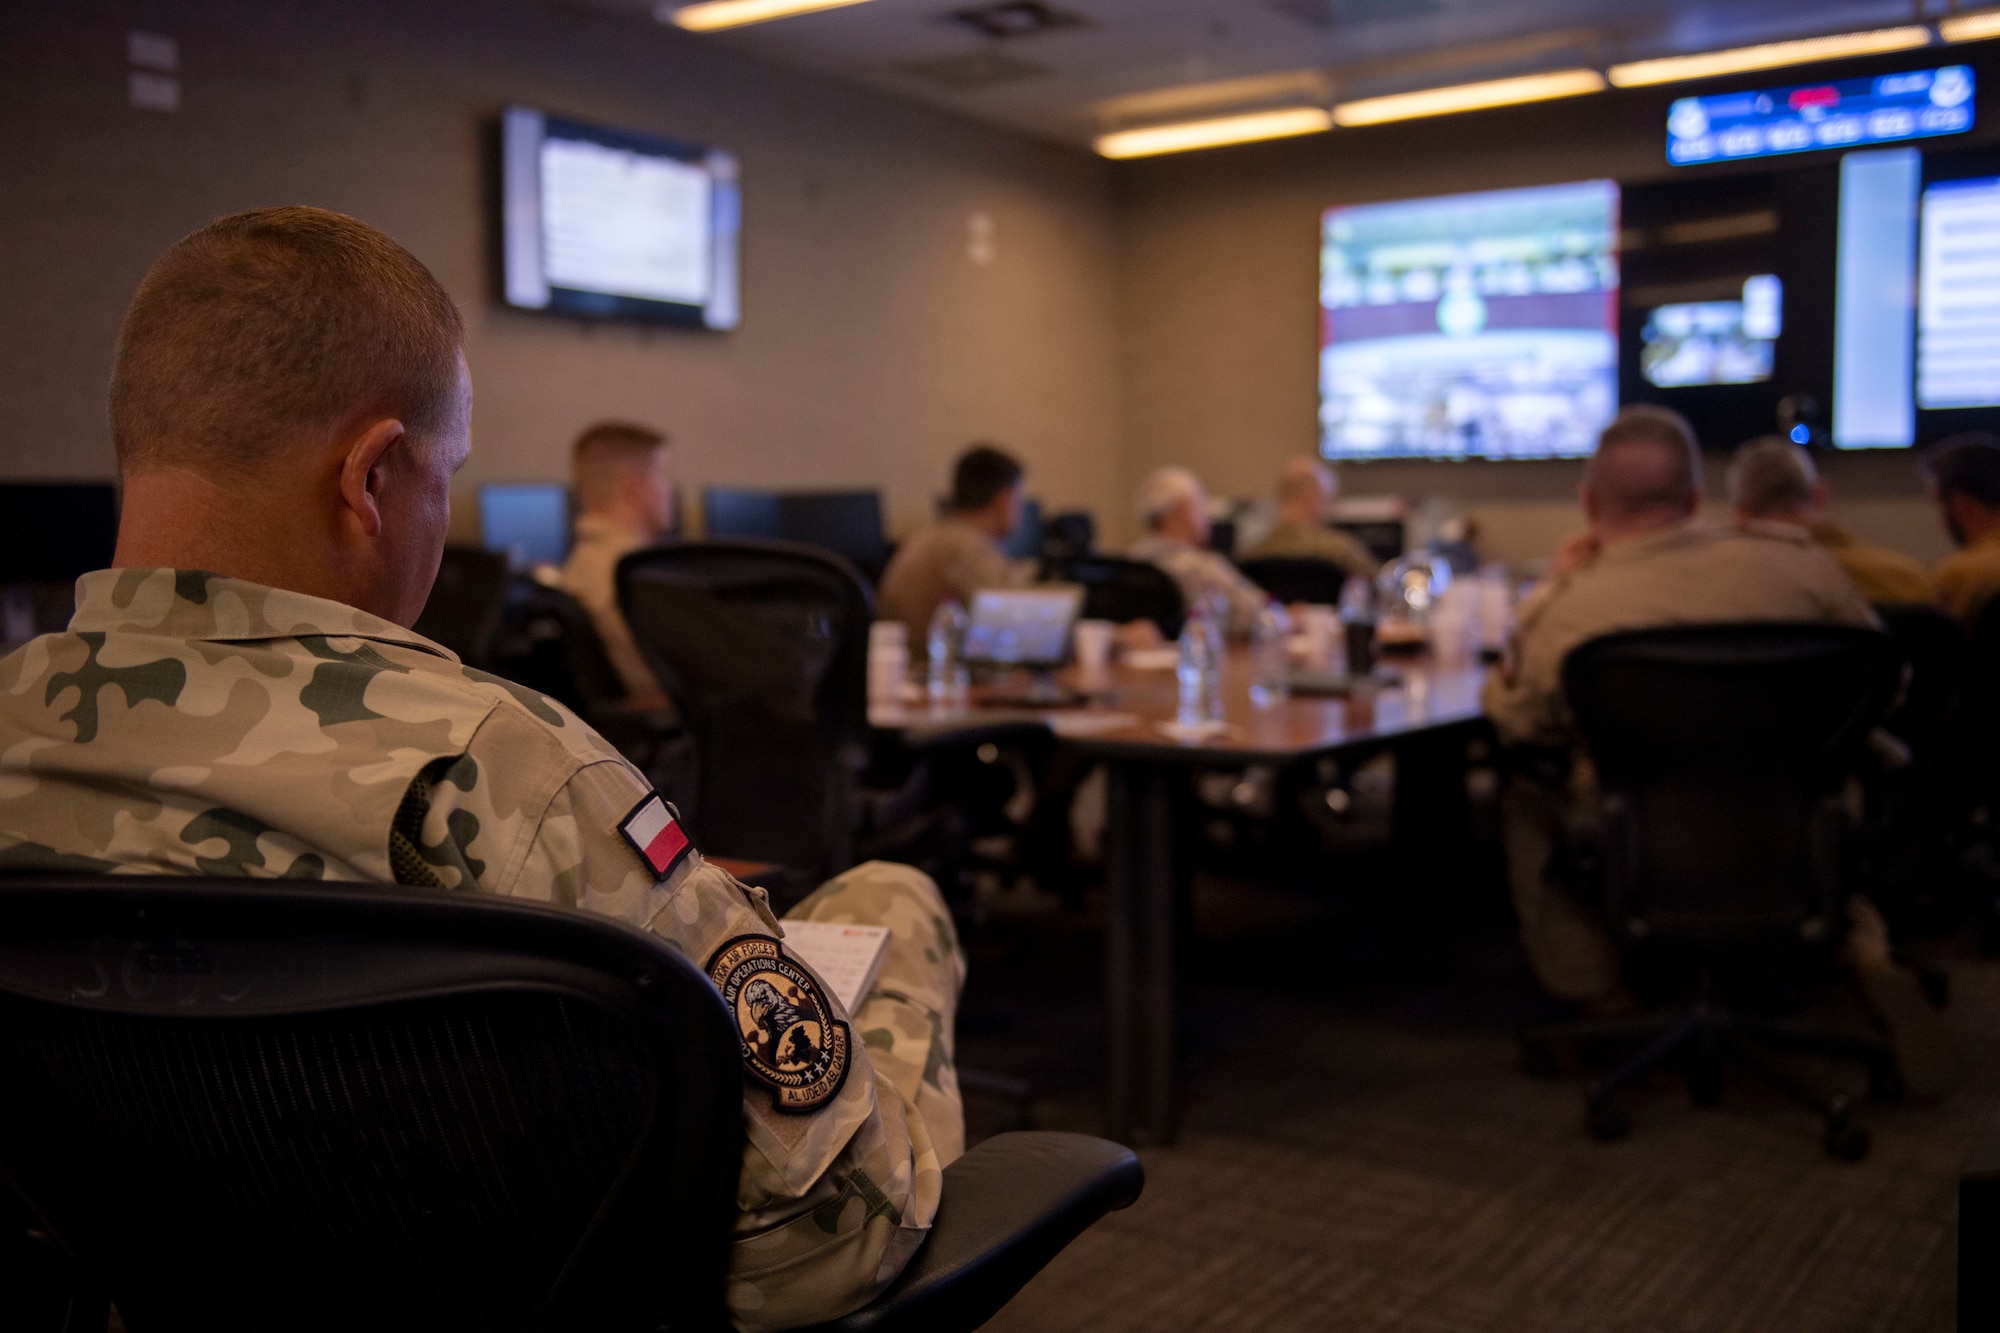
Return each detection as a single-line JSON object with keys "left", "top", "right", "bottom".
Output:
{"left": 1276, "top": 456, "right": 1335, "bottom": 523}
{"left": 1583, "top": 406, "right": 1703, "bottom": 530}
{"left": 1728, "top": 436, "right": 1823, "bottom": 522}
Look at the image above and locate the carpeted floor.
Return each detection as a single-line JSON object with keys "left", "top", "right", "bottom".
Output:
{"left": 957, "top": 871, "right": 1990, "bottom": 1332}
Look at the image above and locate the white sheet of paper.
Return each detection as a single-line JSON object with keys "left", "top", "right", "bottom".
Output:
{"left": 782, "top": 921, "right": 892, "bottom": 1014}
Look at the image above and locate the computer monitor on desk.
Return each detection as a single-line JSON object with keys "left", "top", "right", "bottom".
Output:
{"left": 479, "top": 484, "right": 570, "bottom": 569}
{"left": 704, "top": 487, "right": 886, "bottom": 579}
{"left": 0, "top": 483, "right": 119, "bottom": 582}
{"left": 997, "top": 497, "right": 1044, "bottom": 562}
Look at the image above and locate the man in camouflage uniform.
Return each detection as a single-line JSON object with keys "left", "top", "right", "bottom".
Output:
{"left": 0, "top": 206, "right": 964, "bottom": 1331}
{"left": 1128, "top": 465, "right": 1271, "bottom": 638}
{"left": 1484, "top": 407, "right": 1955, "bottom": 1095}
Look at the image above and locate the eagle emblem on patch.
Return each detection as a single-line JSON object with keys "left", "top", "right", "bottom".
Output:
{"left": 706, "top": 934, "right": 851, "bottom": 1113}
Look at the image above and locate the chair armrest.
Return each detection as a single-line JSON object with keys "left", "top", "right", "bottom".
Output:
{"left": 798, "top": 1131, "right": 1143, "bottom": 1333}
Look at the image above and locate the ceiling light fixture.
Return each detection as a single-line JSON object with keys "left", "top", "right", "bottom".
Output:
{"left": 1332, "top": 69, "right": 1606, "bottom": 127}
{"left": 1940, "top": 9, "right": 2000, "bottom": 42}
{"left": 1606, "top": 26, "right": 1932, "bottom": 87}
{"left": 661, "top": 0, "right": 872, "bottom": 34}
{"left": 1095, "top": 106, "right": 1334, "bottom": 158}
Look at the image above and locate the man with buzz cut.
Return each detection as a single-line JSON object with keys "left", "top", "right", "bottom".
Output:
{"left": 0, "top": 206, "right": 964, "bottom": 1332}
{"left": 562, "top": 420, "right": 675, "bottom": 702}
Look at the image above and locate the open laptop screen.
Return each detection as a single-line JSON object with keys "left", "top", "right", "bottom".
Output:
{"left": 961, "top": 587, "right": 1082, "bottom": 667}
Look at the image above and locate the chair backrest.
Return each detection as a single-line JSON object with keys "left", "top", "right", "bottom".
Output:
{"left": 487, "top": 578, "right": 632, "bottom": 718}
{"left": 1562, "top": 622, "right": 1900, "bottom": 942}
{"left": 1237, "top": 556, "right": 1349, "bottom": 606}
{"left": 413, "top": 545, "right": 512, "bottom": 669}
{"left": 1051, "top": 556, "right": 1185, "bottom": 639}
{"left": 1040, "top": 511, "right": 1095, "bottom": 566}
{"left": 618, "top": 540, "right": 872, "bottom": 875}
{"left": 1874, "top": 603, "right": 1965, "bottom": 753}
{"left": 0, "top": 877, "right": 742, "bottom": 1333}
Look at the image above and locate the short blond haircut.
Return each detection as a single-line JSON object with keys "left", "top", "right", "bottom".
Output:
{"left": 1727, "top": 436, "right": 1818, "bottom": 518}
{"left": 1585, "top": 406, "right": 1703, "bottom": 522}
{"left": 111, "top": 206, "right": 464, "bottom": 471}
{"left": 572, "top": 422, "right": 668, "bottom": 510}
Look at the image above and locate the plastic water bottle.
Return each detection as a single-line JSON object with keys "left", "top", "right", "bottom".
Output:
{"left": 1176, "top": 603, "right": 1215, "bottom": 726}
{"left": 1249, "top": 605, "right": 1290, "bottom": 709}
{"left": 926, "top": 599, "right": 969, "bottom": 704}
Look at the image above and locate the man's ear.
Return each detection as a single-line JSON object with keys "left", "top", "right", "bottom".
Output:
{"left": 338, "top": 418, "right": 407, "bottom": 540}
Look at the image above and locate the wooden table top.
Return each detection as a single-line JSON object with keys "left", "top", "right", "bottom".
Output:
{"left": 870, "top": 652, "right": 1491, "bottom": 765}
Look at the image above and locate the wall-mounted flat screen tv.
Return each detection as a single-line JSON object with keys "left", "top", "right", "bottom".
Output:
{"left": 1668, "top": 65, "right": 1973, "bottom": 167}
{"left": 1318, "top": 180, "right": 1620, "bottom": 461}
{"left": 501, "top": 105, "right": 739, "bottom": 329}
{"left": 1640, "top": 275, "right": 1783, "bottom": 388}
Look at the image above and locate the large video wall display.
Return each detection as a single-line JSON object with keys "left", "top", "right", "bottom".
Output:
{"left": 1318, "top": 181, "right": 1621, "bottom": 462}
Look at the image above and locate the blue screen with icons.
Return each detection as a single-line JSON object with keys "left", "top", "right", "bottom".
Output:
{"left": 1668, "top": 65, "right": 1973, "bottom": 166}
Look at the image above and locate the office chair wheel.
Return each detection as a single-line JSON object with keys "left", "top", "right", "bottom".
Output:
{"left": 1824, "top": 1120, "right": 1871, "bottom": 1161}
{"left": 1687, "top": 1056, "right": 1722, "bottom": 1107}
{"left": 1585, "top": 1102, "right": 1630, "bottom": 1142}
{"left": 1867, "top": 1062, "right": 1905, "bottom": 1104}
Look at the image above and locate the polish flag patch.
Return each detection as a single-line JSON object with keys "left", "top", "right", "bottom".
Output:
{"left": 619, "top": 793, "right": 694, "bottom": 880}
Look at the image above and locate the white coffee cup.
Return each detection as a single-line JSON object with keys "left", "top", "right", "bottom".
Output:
{"left": 1073, "top": 619, "right": 1116, "bottom": 676}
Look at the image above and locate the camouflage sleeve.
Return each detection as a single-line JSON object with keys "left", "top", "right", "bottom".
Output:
{"left": 407, "top": 705, "right": 942, "bottom": 1331}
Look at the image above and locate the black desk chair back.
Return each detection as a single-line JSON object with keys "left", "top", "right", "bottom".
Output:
{"left": 0, "top": 878, "right": 743, "bottom": 1333}
{"left": 490, "top": 577, "right": 633, "bottom": 719}
{"left": 1523, "top": 622, "right": 1903, "bottom": 1155}
{"left": 618, "top": 540, "right": 871, "bottom": 877}
{"left": 0, "top": 878, "right": 1144, "bottom": 1333}
{"left": 1238, "top": 556, "right": 1349, "bottom": 607}
{"left": 1051, "top": 556, "right": 1185, "bottom": 639}
{"left": 412, "top": 545, "right": 511, "bottom": 669}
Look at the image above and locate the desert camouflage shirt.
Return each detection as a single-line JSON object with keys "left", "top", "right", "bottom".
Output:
{"left": 0, "top": 568, "right": 938, "bottom": 1331}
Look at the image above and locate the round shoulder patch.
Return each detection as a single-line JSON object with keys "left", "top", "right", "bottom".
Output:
{"left": 706, "top": 934, "right": 852, "bottom": 1114}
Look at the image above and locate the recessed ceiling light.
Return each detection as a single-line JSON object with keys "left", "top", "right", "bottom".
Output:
{"left": 1606, "top": 26, "right": 1932, "bottom": 87}
{"left": 1940, "top": 9, "right": 2000, "bottom": 42}
{"left": 1095, "top": 107, "right": 1334, "bottom": 159}
{"left": 1332, "top": 69, "right": 1605, "bottom": 126}
{"left": 659, "top": 0, "right": 873, "bottom": 34}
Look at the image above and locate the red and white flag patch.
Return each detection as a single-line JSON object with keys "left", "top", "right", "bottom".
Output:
{"left": 619, "top": 793, "right": 695, "bottom": 880}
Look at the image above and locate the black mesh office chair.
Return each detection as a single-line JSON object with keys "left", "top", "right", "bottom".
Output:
{"left": 617, "top": 540, "right": 940, "bottom": 887}
{"left": 1238, "top": 556, "right": 1350, "bottom": 606}
{"left": 0, "top": 877, "right": 1142, "bottom": 1333}
{"left": 1519, "top": 623, "right": 1904, "bottom": 1158}
{"left": 1869, "top": 605, "right": 1968, "bottom": 937}
{"left": 483, "top": 578, "right": 688, "bottom": 790}
{"left": 412, "top": 545, "right": 511, "bottom": 669}
{"left": 1050, "top": 555, "right": 1185, "bottom": 639}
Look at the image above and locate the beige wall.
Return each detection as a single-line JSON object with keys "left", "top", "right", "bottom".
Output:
{"left": 0, "top": 0, "right": 1122, "bottom": 543}
{"left": 1111, "top": 84, "right": 1971, "bottom": 567}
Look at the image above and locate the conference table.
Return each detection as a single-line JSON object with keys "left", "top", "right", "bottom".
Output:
{"left": 873, "top": 651, "right": 1493, "bottom": 1145}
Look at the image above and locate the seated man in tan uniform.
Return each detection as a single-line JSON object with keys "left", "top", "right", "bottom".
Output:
{"left": 561, "top": 421, "right": 673, "bottom": 702}
{"left": 0, "top": 207, "right": 964, "bottom": 1332}
{"left": 1484, "top": 406, "right": 1953, "bottom": 1092}
{"left": 876, "top": 444, "right": 1029, "bottom": 650}
{"left": 1726, "top": 436, "right": 1934, "bottom": 606}
{"left": 1244, "top": 455, "right": 1380, "bottom": 580}
{"left": 1925, "top": 432, "right": 2000, "bottom": 628}
{"left": 1128, "top": 466, "right": 1270, "bottom": 639}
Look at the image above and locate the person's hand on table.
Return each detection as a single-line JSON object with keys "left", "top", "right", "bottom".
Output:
{"left": 1115, "top": 620, "right": 1163, "bottom": 651}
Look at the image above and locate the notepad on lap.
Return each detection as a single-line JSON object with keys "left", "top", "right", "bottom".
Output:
{"left": 782, "top": 921, "right": 892, "bottom": 1014}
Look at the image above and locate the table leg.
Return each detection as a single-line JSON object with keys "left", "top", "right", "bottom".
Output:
{"left": 1104, "top": 759, "right": 1180, "bottom": 1145}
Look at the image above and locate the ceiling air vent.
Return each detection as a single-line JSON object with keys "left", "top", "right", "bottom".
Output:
{"left": 944, "top": 1, "right": 1092, "bottom": 41}
{"left": 896, "top": 50, "right": 1053, "bottom": 90}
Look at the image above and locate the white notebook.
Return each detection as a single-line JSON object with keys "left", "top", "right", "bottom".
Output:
{"left": 782, "top": 921, "right": 892, "bottom": 1014}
